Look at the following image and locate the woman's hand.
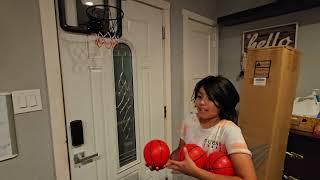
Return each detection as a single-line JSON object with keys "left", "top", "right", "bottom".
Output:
{"left": 165, "top": 147, "right": 201, "bottom": 177}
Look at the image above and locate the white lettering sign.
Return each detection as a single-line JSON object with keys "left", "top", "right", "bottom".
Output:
{"left": 242, "top": 23, "right": 297, "bottom": 53}
{"left": 247, "top": 32, "right": 293, "bottom": 49}
{"left": 239, "top": 23, "right": 298, "bottom": 77}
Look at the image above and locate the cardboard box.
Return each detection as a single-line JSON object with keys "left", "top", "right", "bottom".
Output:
{"left": 239, "top": 47, "right": 300, "bottom": 180}
{"left": 290, "top": 115, "right": 319, "bottom": 132}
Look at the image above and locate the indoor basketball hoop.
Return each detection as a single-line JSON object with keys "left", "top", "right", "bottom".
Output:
{"left": 86, "top": 4, "right": 124, "bottom": 49}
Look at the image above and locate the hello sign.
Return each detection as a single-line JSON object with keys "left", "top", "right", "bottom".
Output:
{"left": 242, "top": 23, "right": 298, "bottom": 53}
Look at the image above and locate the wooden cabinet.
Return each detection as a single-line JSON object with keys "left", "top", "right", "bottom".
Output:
{"left": 283, "top": 131, "right": 320, "bottom": 180}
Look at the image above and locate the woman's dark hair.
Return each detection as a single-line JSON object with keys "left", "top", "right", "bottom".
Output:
{"left": 192, "top": 75, "right": 240, "bottom": 123}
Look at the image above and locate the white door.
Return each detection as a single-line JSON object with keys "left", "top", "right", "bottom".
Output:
{"left": 182, "top": 10, "right": 218, "bottom": 115}
{"left": 57, "top": 0, "right": 167, "bottom": 180}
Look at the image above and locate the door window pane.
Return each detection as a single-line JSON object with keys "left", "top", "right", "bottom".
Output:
{"left": 113, "top": 43, "right": 137, "bottom": 167}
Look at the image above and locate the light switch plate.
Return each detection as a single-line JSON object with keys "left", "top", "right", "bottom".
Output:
{"left": 12, "top": 89, "right": 43, "bottom": 114}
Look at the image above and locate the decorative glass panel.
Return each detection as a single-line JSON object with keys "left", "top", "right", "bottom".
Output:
{"left": 113, "top": 43, "right": 137, "bottom": 167}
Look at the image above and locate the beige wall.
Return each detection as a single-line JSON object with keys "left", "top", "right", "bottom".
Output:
{"left": 217, "top": 3, "right": 320, "bottom": 97}
{"left": 0, "top": 1, "right": 55, "bottom": 180}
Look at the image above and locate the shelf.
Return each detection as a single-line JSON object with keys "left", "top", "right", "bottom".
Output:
{"left": 290, "top": 129, "right": 312, "bottom": 137}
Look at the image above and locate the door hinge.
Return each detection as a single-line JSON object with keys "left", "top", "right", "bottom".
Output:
{"left": 162, "top": 26, "right": 165, "bottom": 39}
{"left": 164, "top": 106, "right": 167, "bottom": 118}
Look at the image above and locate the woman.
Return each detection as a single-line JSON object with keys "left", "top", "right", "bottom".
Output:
{"left": 165, "top": 75, "right": 257, "bottom": 180}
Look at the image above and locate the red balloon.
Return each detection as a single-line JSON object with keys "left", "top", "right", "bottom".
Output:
{"left": 143, "top": 139, "right": 170, "bottom": 169}
{"left": 179, "top": 144, "right": 207, "bottom": 168}
{"left": 205, "top": 151, "right": 235, "bottom": 176}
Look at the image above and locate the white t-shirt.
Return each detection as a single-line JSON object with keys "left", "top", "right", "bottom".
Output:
{"left": 179, "top": 113, "right": 251, "bottom": 156}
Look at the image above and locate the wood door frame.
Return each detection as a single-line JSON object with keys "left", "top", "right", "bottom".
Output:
{"left": 182, "top": 9, "right": 218, "bottom": 115}
{"left": 38, "top": 0, "right": 171, "bottom": 179}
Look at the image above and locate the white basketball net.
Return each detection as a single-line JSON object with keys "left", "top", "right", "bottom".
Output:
{"left": 94, "top": 9, "right": 121, "bottom": 49}
{"left": 95, "top": 31, "right": 120, "bottom": 49}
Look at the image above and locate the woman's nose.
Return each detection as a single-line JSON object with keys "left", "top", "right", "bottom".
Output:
{"left": 199, "top": 98, "right": 206, "bottom": 104}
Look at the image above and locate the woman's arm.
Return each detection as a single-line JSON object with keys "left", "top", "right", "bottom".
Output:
{"left": 166, "top": 148, "right": 257, "bottom": 180}
{"left": 228, "top": 153, "right": 257, "bottom": 180}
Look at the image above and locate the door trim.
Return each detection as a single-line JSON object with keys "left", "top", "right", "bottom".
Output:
{"left": 38, "top": 0, "right": 171, "bottom": 180}
{"left": 182, "top": 9, "right": 218, "bottom": 115}
{"left": 38, "top": 1, "right": 70, "bottom": 179}
{"left": 182, "top": 9, "right": 215, "bottom": 27}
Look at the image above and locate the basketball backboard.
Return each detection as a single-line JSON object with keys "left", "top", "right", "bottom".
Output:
{"left": 57, "top": 0, "right": 122, "bottom": 37}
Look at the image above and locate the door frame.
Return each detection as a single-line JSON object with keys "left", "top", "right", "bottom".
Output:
{"left": 182, "top": 9, "right": 218, "bottom": 115}
{"left": 182, "top": 9, "right": 218, "bottom": 75}
{"left": 38, "top": 0, "right": 171, "bottom": 179}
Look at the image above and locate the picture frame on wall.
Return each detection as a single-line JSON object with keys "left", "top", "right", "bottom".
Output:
{"left": 239, "top": 23, "right": 298, "bottom": 79}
